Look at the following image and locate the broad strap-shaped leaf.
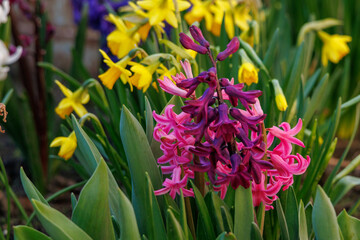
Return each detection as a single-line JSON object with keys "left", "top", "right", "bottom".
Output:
{"left": 330, "top": 176, "right": 360, "bottom": 205}
{"left": 20, "top": 168, "right": 48, "bottom": 205}
{"left": 276, "top": 199, "right": 290, "bottom": 240}
{"left": 190, "top": 182, "right": 216, "bottom": 240}
{"left": 234, "top": 185, "right": 253, "bottom": 240}
{"left": 145, "top": 97, "right": 154, "bottom": 144}
{"left": 305, "top": 203, "right": 313, "bottom": 238}
{"left": 337, "top": 210, "right": 360, "bottom": 240}
{"left": 32, "top": 200, "right": 92, "bottom": 240}
{"left": 144, "top": 173, "right": 167, "bottom": 240}
{"left": 285, "top": 187, "right": 299, "bottom": 239}
{"left": 205, "top": 192, "right": 231, "bottom": 235}
{"left": 72, "top": 159, "right": 115, "bottom": 240}
{"left": 120, "top": 106, "right": 163, "bottom": 234}
{"left": 14, "top": 226, "right": 51, "bottom": 240}
{"left": 298, "top": 201, "right": 308, "bottom": 240}
{"left": 117, "top": 187, "right": 141, "bottom": 240}
{"left": 251, "top": 222, "right": 263, "bottom": 240}
{"left": 312, "top": 186, "right": 341, "bottom": 240}
{"left": 221, "top": 206, "right": 233, "bottom": 233}
{"left": 72, "top": 115, "right": 124, "bottom": 225}
{"left": 166, "top": 208, "right": 186, "bottom": 240}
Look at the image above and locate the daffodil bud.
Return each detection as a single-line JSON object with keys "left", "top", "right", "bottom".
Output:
{"left": 189, "top": 25, "right": 209, "bottom": 48}
{"left": 271, "top": 79, "right": 288, "bottom": 111}
{"left": 179, "top": 33, "right": 208, "bottom": 54}
{"left": 216, "top": 37, "right": 240, "bottom": 61}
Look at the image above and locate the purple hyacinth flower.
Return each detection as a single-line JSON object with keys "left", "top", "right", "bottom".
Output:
{"left": 179, "top": 33, "right": 208, "bottom": 54}
{"left": 224, "top": 85, "right": 262, "bottom": 110}
{"left": 210, "top": 104, "right": 238, "bottom": 142}
{"left": 217, "top": 37, "right": 240, "bottom": 61}
{"left": 230, "top": 108, "right": 266, "bottom": 132}
{"left": 189, "top": 25, "right": 210, "bottom": 48}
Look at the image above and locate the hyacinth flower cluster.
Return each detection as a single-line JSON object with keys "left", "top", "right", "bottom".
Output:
{"left": 153, "top": 26, "right": 310, "bottom": 210}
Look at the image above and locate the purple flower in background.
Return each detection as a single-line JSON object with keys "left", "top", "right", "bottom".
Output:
{"left": 71, "top": 0, "right": 128, "bottom": 35}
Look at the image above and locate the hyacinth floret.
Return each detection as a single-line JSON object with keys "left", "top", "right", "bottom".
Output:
{"left": 153, "top": 25, "right": 310, "bottom": 210}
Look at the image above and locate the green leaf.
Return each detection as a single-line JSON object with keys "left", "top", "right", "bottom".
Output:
{"left": 337, "top": 210, "right": 360, "bottom": 240}
{"left": 70, "top": 193, "right": 77, "bottom": 210}
{"left": 166, "top": 208, "right": 186, "bottom": 240}
{"left": 20, "top": 168, "right": 48, "bottom": 206}
{"left": 330, "top": 176, "right": 360, "bottom": 205}
{"left": 234, "top": 185, "right": 253, "bottom": 240}
{"left": 117, "top": 188, "right": 141, "bottom": 240}
{"left": 303, "top": 74, "right": 329, "bottom": 128}
{"left": 144, "top": 173, "right": 167, "bottom": 240}
{"left": 71, "top": 115, "right": 126, "bottom": 228}
{"left": 205, "top": 192, "right": 227, "bottom": 235}
{"left": 72, "top": 159, "right": 115, "bottom": 240}
{"left": 312, "top": 186, "right": 341, "bottom": 240}
{"left": 305, "top": 204, "right": 313, "bottom": 238}
{"left": 145, "top": 96, "right": 154, "bottom": 143}
{"left": 285, "top": 187, "right": 299, "bottom": 240}
{"left": 120, "top": 106, "right": 163, "bottom": 234}
{"left": 179, "top": 191, "right": 190, "bottom": 240}
{"left": 298, "top": 201, "right": 308, "bottom": 240}
{"left": 72, "top": 115, "right": 100, "bottom": 173}
{"left": 215, "top": 232, "right": 237, "bottom": 240}
{"left": 190, "top": 182, "right": 216, "bottom": 240}
{"left": 284, "top": 44, "right": 305, "bottom": 113}
{"left": 32, "top": 200, "right": 92, "bottom": 240}
{"left": 333, "top": 154, "right": 360, "bottom": 184}
{"left": 14, "top": 226, "right": 51, "bottom": 240}
{"left": 276, "top": 199, "right": 290, "bottom": 240}
{"left": 251, "top": 222, "right": 263, "bottom": 240}
{"left": 221, "top": 206, "right": 233, "bottom": 233}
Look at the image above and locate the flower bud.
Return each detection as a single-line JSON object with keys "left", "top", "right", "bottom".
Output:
{"left": 271, "top": 79, "right": 288, "bottom": 111}
{"left": 189, "top": 25, "right": 209, "bottom": 48}
{"left": 217, "top": 37, "right": 240, "bottom": 61}
{"left": 179, "top": 33, "right": 208, "bottom": 54}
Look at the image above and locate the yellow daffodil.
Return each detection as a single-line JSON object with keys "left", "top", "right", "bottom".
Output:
{"left": 184, "top": 0, "right": 213, "bottom": 31}
{"left": 137, "top": 0, "right": 190, "bottom": 28}
{"left": 318, "top": 31, "right": 352, "bottom": 66}
{"left": 157, "top": 65, "right": 177, "bottom": 80}
{"left": 234, "top": 4, "right": 252, "bottom": 32}
{"left": 55, "top": 80, "right": 90, "bottom": 119}
{"left": 129, "top": 62, "right": 160, "bottom": 92}
{"left": 185, "top": 49, "right": 197, "bottom": 59}
{"left": 238, "top": 62, "right": 259, "bottom": 86}
{"left": 124, "top": 2, "right": 165, "bottom": 41}
{"left": 272, "top": 79, "right": 288, "bottom": 111}
{"left": 98, "top": 49, "right": 133, "bottom": 90}
{"left": 106, "top": 14, "right": 141, "bottom": 58}
{"left": 209, "top": 1, "right": 226, "bottom": 36}
{"left": 50, "top": 132, "right": 77, "bottom": 160}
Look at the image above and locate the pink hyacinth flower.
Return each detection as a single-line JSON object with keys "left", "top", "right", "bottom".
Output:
{"left": 180, "top": 60, "right": 193, "bottom": 79}
{"left": 158, "top": 60, "right": 196, "bottom": 98}
{"left": 252, "top": 174, "right": 283, "bottom": 210}
{"left": 267, "top": 153, "right": 311, "bottom": 190}
{"left": 267, "top": 118, "right": 305, "bottom": 157}
{"left": 158, "top": 76, "right": 188, "bottom": 98}
{"left": 154, "top": 167, "right": 194, "bottom": 199}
